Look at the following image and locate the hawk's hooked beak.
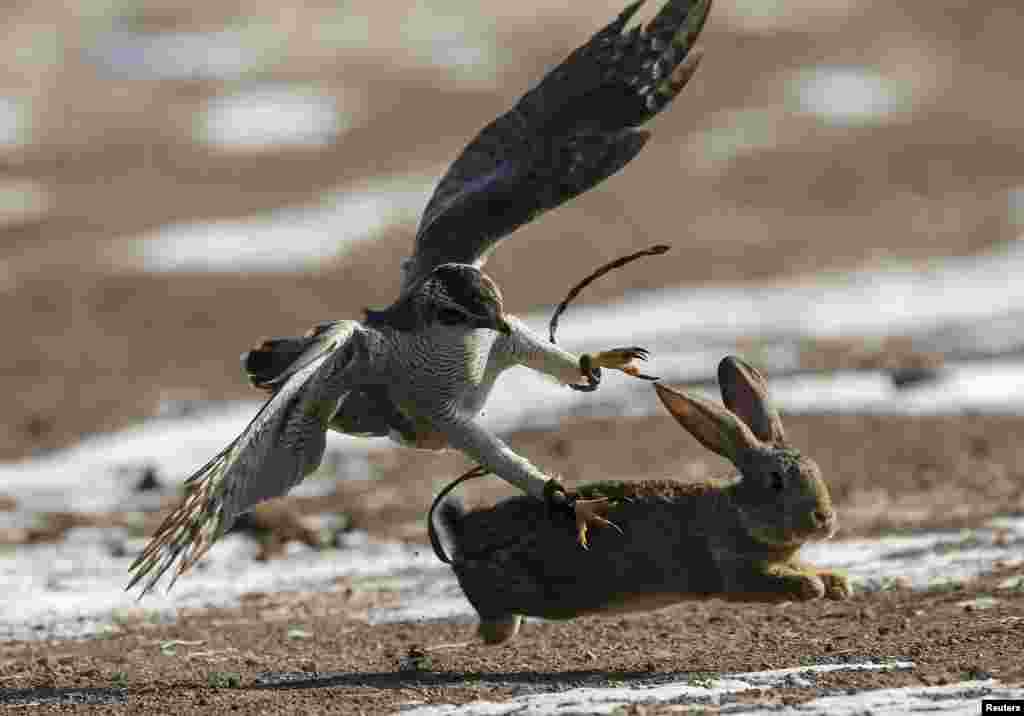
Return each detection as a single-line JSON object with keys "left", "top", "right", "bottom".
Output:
{"left": 468, "top": 270, "right": 510, "bottom": 334}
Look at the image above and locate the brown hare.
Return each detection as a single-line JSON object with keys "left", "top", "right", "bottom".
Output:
{"left": 428, "top": 356, "right": 851, "bottom": 644}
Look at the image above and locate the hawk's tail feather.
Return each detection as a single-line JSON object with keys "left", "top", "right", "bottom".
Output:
{"left": 126, "top": 445, "right": 235, "bottom": 596}
{"left": 131, "top": 331, "right": 355, "bottom": 596}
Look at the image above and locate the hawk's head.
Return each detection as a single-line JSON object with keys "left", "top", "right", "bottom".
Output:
{"left": 365, "top": 263, "right": 510, "bottom": 334}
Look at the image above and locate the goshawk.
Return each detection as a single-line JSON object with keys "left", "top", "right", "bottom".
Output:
{"left": 128, "top": 0, "right": 711, "bottom": 594}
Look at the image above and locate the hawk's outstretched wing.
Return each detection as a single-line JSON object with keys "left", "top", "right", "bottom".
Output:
{"left": 127, "top": 323, "right": 369, "bottom": 595}
{"left": 401, "top": 0, "right": 711, "bottom": 292}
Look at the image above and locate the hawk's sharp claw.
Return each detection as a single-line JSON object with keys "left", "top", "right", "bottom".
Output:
{"left": 592, "top": 347, "right": 653, "bottom": 373}
{"left": 573, "top": 497, "right": 622, "bottom": 549}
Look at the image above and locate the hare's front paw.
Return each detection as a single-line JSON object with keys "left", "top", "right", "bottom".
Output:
{"left": 789, "top": 573, "right": 826, "bottom": 601}
{"left": 817, "top": 570, "right": 852, "bottom": 600}
{"left": 731, "top": 565, "right": 826, "bottom": 602}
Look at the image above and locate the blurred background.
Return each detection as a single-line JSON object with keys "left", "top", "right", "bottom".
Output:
{"left": 0, "top": 0, "right": 1023, "bottom": 652}
{"left": 2, "top": 0, "right": 1022, "bottom": 461}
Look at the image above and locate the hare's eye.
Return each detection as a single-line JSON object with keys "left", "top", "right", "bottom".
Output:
{"left": 437, "top": 308, "right": 464, "bottom": 326}
{"left": 770, "top": 471, "right": 785, "bottom": 491}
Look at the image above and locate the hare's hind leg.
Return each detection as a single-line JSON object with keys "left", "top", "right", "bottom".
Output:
{"left": 478, "top": 615, "right": 522, "bottom": 645}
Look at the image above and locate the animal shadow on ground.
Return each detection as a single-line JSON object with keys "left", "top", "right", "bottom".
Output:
{"left": 250, "top": 667, "right": 685, "bottom": 692}
{"left": 0, "top": 669, "right": 698, "bottom": 704}
{"left": 0, "top": 687, "right": 127, "bottom": 707}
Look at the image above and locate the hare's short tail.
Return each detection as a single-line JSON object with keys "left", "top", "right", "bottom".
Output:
{"left": 429, "top": 497, "right": 466, "bottom": 565}
{"left": 428, "top": 465, "right": 490, "bottom": 563}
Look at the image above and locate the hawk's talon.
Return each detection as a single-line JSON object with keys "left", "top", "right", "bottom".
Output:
{"left": 544, "top": 480, "right": 622, "bottom": 549}
{"left": 618, "top": 347, "right": 650, "bottom": 361}
{"left": 574, "top": 497, "right": 622, "bottom": 549}
{"left": 588, "top": 347, "right": 655, "bottom": 380}
{"left": 572, "top": 354, "right": 603, "bottom": 392}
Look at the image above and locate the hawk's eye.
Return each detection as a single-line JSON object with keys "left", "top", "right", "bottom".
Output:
{"left": 437, "top": 308, "right": 464, "bottom": 326}
{"left": 770, "top": 470, "right": 785, "bottom": 491}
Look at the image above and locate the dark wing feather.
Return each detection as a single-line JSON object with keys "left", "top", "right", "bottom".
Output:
{"left": 242, "top": 321, "right": 355, "bottom": 393}
{"left": 402, "top": 0, "right": 711, "bottom": 291}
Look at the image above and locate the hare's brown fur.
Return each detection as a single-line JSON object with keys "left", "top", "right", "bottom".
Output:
{"left": 430, "top": 356, "right": 851, "bottom": 644}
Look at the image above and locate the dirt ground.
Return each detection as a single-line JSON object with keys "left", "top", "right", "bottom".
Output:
{"left": 2, "top": 0, "right": 1023, "bottom": 712}
{"left": 2, "top": 412, "right": 1023, "bottom": 712}
{"left": 2, "top": 567, "right": 1023, "bottom": 713}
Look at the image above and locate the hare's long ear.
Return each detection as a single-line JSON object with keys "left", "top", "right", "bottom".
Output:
{"left": 718, "top": 356, "right": 786, "bottom": 445}
{"left": 655, "top": 382, "right": 762, "bottom": 463}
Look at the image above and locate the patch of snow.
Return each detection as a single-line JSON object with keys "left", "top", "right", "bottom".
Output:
{"left": 1009, "top": 186, "right": 1024, "bottom": 227}
{"left": 400, "top": 2, "right": 500, "bottom": 86}
{"left": 0, "top": 402, "right": 380, "bottom": 513}
{"left": 474, "top": 359, "right": 1024, "bottom": 441}
{"left": 686, "top": 65, "right": 924, "bottom": 169}
{"left": 0, "top": 530, "right": 440, "bottom": 641}
{"left": 533, "top": 239, "right": 1024, "bottom": 347}
{"left": 310, "top": 2, "right": 503, "bottom": 89}
{"left": 744, "top": 681, "right": 1024, "bottom": 716}
{"left": 716, "top": 0, "right": 862, "bottom": 33}
{"left": 86, "top": 26, "right": 270, "bottom": 81}
{"left": 803, "top": 516, "right": 1024, "bottom": 591}
{"left": 743, "top": 360, "right": 1024, "bottom": 415}
{"left": 790, "top": 66, "right": 914, "bottom": 126}
{"left": 0, "top": 96, "right": 30, "bottom": 148}
{"left": 132, "top": 169, "right": 440, "bottom": 272}
{"left": 197, "top": 85, "right": 350, "bottom": 151}
{"left": 400, "top": 661, "right": 916, "bottom": 716}
{"left": 685, "top": 107, "right": 785, "bottom": 172}
{"left": 365, "top": 573, "right": 476, "bottom": 626}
